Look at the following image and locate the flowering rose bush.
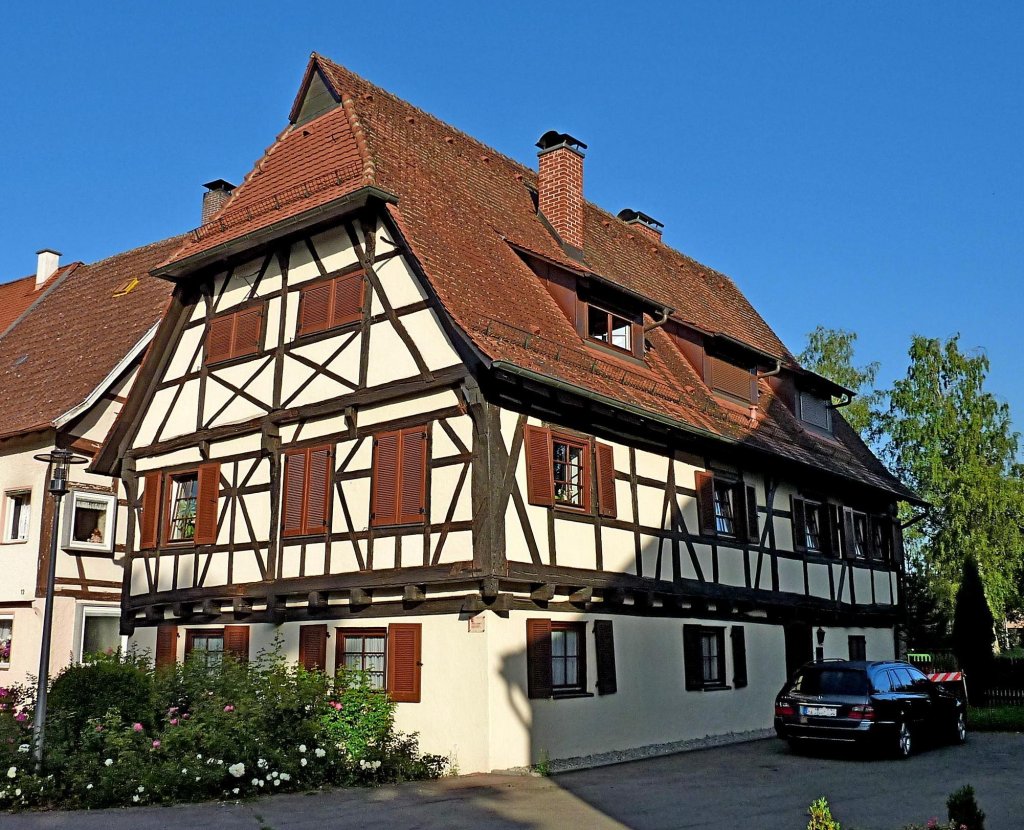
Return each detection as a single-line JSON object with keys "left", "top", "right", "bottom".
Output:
{"left": 0, "top": 642, "right": 448, "bottom": 811}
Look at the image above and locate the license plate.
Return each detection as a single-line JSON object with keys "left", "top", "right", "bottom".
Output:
{"left": 801, "top": 705, "right": 837, "bottom": 717}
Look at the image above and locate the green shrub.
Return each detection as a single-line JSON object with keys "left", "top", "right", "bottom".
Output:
{"left": 947, "top": 784, "right": 985, "bottom": 830}
{"left": 807, "top": 797, "right": 841, "bottom": 830}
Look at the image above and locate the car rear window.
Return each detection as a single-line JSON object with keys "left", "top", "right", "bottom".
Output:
{"left": 792, "top": 668, "right": 869, "bottom": 696}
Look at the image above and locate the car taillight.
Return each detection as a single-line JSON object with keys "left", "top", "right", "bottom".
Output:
{"left": 849, "top": 705, "right": 875, "bottom": 721}
{"left": 775, "top": 702, "right": 795, "bottom": 717}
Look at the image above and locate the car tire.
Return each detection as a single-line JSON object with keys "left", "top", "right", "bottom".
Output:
{"left": 895, "top": 719, "right": 913, "bottom": 759}
{"left": 951, "top": 711, "right": 967, "bottom": 745}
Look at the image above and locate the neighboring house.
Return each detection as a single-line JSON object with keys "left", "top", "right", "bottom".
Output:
{"left": 0, "top": 237, "right": 180, "bottom": 686}
{"left": 94, "top": 53, "right": 920, "bottom": 773}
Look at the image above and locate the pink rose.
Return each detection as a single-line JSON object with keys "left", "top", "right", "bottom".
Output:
{"left": 223, "top": 705, "right": 234, "bottom": 712}
{"left": 133, "top": 722, "right": 144, "bottom": 732}
{"left": 15, "top": 712, "right": 28, "bottom": 722}
{"left": 152, "top": 740, "right": 161, "bottom": 749}
{"left": 169, "top": 718, "right": 179, "bottom": 726}
{"left": 95, "top": 725, "right": 104, "bottom": 732}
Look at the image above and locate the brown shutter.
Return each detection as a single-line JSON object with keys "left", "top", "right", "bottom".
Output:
{"left": 299, "top": 624, "right": 328, "bottom": 672}
{"left": 386, "top": 623, "right": 421, "bottom": 703}
{"left": 524, "top": 425, "right": 554, "bottom": 507}
{"left": 826, "top": 503, "right": 842, "bottom": 558}
{"left": 283, "top": 450, "right": 307, "bottom": 537}
{"left": 140, "top": 471, "right": 162, "bottom": 550}
{"left": 206, "top": 315, "right": 234, "bottom": 364}
{"left": 695, "top": 471, "right": 716, "bottom": 535}
{"left": 731, "top": 626, "right": 748, "bottom": 688}
{"left": 371, "top": 431, "right": 400, "bottom": 526}
{"left": 155, "top": 624, "right": 177, "bottom": 669}
{"left": 193, "top": 463, "right": 221, "bottom": 545}
{"left": 708, "top": 356, "right": 754, "bottom": 402}
{"left": 298, "top": 282, "right": 332, "bottom": 335}
{"left": 595, "top": 442, "right": 617, "bottom": 518}
{"left": 683, "top": 625, "right": 704, "bottom": 691}
{"left": 224, "top": 625, "right": 250, "bottom": 662}
{"left": 332, "top": 273, "right": 364, "bottom": 326}
{"left": 744, "top": 485, "right": 759, "bottom": 543}
{"left": 842, "top": 507, "right": 856, "bottom": 559}
{"left": 526, "top": 618, "right": 553, "bottom": 699}
{"left": 593, "top": 619, "right": 617, "bottom": 695}
{"left": 791, "top": 496, "right": 807, "bottom": 552}
{"left": 867, "top": 515, "right": 882, "bottom": 560}
{"left": 397, "top": 427, "right": 427, "bottom": 525}
{"left": 305, "top": 447, "right": 332, "bottom": 534}
{"left": 232, "top": 307, "right": 263, "bottom": 357}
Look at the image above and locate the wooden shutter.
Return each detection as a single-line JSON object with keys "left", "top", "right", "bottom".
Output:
{"left": 826, "top": 503, "right": 842, "bottom": 558}
{"left": 386, "top": 623, "right": 421, "bottom": 703}
{"left": 524, "top": 426, "right": 554, "bottom": 507}
{"left": 283, "top": 450, "right": 307, "bottom": 536}
{"left": 695, "top": 472, "right": 716, "bottom": 535}
{"left": 397, "top": 427, "right": 428, "bottom": 525}
{"left": 232, "top": 307, "right": 263, "bottom": 357}
{"left": 154, "top": 624, "right": 177, "bottom": 669}
{"left": 140, "top": 471, "right": 162, "bottom": 550}
{"left": 298, "top": 281, "right": 332, "bottom": 335}
{"left": 791, "top": 496, "right": 807, "bottom": 552}
{"left": 708, "top": 356, "right": 754, "bottom": 402}
{"left": 332, "top": 273, "right": 364, "bottom": 326}
{"left": 683, "top": 625, "right": 704, "bottom": 691}
{"left": 526, "top": 618, "right": 553, "bottom": 699}
{"left": 206, "top": 315, "right": 234, "bottom": 364}
{"left": 731, "top": 626, "right": 748, "bottom": 688}
{"left": 371, "top": 431, "right": 400, "bottom": 526}
{"left": 305, "top": 447, "right": 332, "bottom": 534}
{"left": 299, "top": 624, "right": 328, "bottom": 672}
{"left": 867, "top": 515, "right": 882, "bottom": 560}
{"left": 193, "top": 463, "right": 221, "bottom": 545}
{"left": 744, "top": 485, "right": 759, "bottom": 543}
{"left": 594, "top": 619, "right": 617, "bottom": 695}
{"left": 595, "top": 442, "right": 617, "bottom": 518}
{"left": 224, "top": 625, "right": 250, "bottom": 662}
{"left": 842, "top": 507, "right": 856, "bottom": 559}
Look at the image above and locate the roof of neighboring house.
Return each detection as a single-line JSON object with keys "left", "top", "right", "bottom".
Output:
{"left": 0, "top": 264, "right": 80, "bottom": 337}
{"left": 0, "top": 236, "right": 182, "bottom": 440}
{"left": 156, "top": 53, "right": 913, "bottom": 501}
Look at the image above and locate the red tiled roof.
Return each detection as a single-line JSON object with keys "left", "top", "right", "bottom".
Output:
{"left": 0, "top": 237, "right": 182, "bottom": 440}
{"left": 0, "top": 265, "right": 78, "bottom": 337}
{"left": 158, "top": 54, "right": 910, "bottom": 500}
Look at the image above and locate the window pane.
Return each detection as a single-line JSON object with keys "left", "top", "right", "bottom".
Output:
{"left": 610, "top": 317, "right": 631, "bottom": 350}
{"left": 551, "top": 629, "right": 565, "bottom": 657}
{"left": 564, "top": 656, "right": 578, "bottom": 686}
{"left": 564, "top": 630, "right": 578, "bottom": 657}
{"left": 83, "top": 615, "right": 121, "bottom": 657}
{"left": 552, "top": 440, "right": 585, "bottom": 507}
{"left": 169, "top": 474, "right": 199, "bottom": 541}
{"left": 0, "top": 619, "right": 11, "bottom": 664}
{"left": 588, "top": 306, "right": 610, "bottom": 343}
{"left": 6, "top": 494, "right": 30, "bottom": 542}
{"left": 73, "top": 497, "right": 110, "bottom": 545}
{"left": 552, "top": 659, "right": 566, "bottom": 687}
{"left": 805, "top": 505, "right": 821, "bottom": 551}
{"left": 713, "top": 484, "right": 735, "bottom": 535}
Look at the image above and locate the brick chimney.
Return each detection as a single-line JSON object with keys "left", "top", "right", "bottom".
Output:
{"left": 35, "top": 249, "right": 61, "bottom": 290}
{"left": 201, "top": 179, "right": 236, "bottom": 224}
{"left": 617, "top": 209, "right": 664, "bottom": 242}
{"left": 536, "top": 131, "right": 587, "bottom": 254}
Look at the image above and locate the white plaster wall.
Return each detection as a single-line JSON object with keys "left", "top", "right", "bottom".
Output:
{"left": 819, "top": 625, "right": 896, "bottom": 662}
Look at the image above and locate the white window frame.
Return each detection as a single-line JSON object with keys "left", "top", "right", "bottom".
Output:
{"left": 62, "top": 490, "right": 118, "bottom": 554}
{"left": 0, "top": 615, "right": 13, "bottom": 669}
{"left": 2, "top": 490, "right": 32, "bottom": 544}
{"left": 76, "top": 605, "right": 127, "bottom": 662}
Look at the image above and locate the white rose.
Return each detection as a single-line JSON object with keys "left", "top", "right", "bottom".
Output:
{"left": 104, "top": 759, "right": 113, "bottom": 767}
{"left": 299, "top": 744, "right": 307, "bottom": 753}
{"left": 5, "top": 767, "right": 15, "bottom": 779}
{"left": 314, "top": 747, "right": 326, "bottom": 758}
{"left": 228, "top": 763, "right": 245, "bottom": 778}
{"left": 300, "top": 757, "right": 307, "bottom": 767}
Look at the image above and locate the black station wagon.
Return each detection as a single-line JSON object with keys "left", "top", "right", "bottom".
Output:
{"left": 774, "top": 660, "right": 966, "bottom": 758}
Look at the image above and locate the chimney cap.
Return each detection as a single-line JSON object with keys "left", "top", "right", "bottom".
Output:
{"left": 536, "top": 131, "right": 587, "bottom": 153}
{"left": 202, "top": 179, "right": 236, "bottom": 192}
{"left": 617, "top": 208, "right": 664, "bottom": 230}
{"left": 35, "top": 247, "right": 63, "bottom": 256}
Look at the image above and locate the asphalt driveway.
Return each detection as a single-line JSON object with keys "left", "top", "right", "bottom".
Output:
{"left": 6, "top": 732, "right": 1023, "bottom": 829}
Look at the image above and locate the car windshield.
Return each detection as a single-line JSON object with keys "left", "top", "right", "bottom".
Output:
{"left": 792, "top": 668, "right": 868, "bottom": 696}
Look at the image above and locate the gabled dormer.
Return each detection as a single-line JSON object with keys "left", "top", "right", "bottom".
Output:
{"left": 288, "top": 55, "right": 343, "bottom": 126}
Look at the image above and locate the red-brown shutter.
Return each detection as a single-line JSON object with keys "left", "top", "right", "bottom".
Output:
{"left": 155, "top": 624, "right": 178, "bottom": 669}
{"left": 524, "top": 426, "right": 554, "bottom": 507}
{"left": 332, "top": 273, "right": 364, "bottom": 326}
{"left": 232, "top": 307, "right": 263, "bottom": 357}
{"left": 386, "top": 623, "right": 421, "bottom": 703}
{"left": 398, "top": 427, "right": 427, "bottom": 525}
{"left": 283, "top": 451, "right": 307, "bottom": 537}
{"left": 371, "top": 431, "right": 400, "bottom": 526}
{"left": 594, "top": 619, "right": 617, "bottom": 695}
{"left": 299, "top": 624, "right": 328, "bottom": 672}
{"left": 193, "top": 463, "right": 221, "bottom": 545}
{"left": 791, "top": 496, "right": 807, "bottom": 552}
{"left": 206, "top": 315, "right": 234, "bottom": 364}
{"left": 140, "top": 471, "right": 162, "bottom": 550}
{"left": 298, "top": 282, "right": 333, "bottom": 335}
{"left": 683, "top": 625, "right": 704, "bottom": 691}
{"left": 224, "top": 625, "right": 250, "bottom": 662}
{"left": 526, "top": 618, "right": 553, "bottom": 699}
{"left": 744, "top": 485, "right": 759, "bottom": 543}
{"left": 842, "top": 507, "right": 856, "bottom": 559}
{"left": 305, "top": 447, "right": 333, "bottom": 534}
{"left": 695, "top": 471, "right": 716, "bottom": 535}
{"left": 595, "top": 442, "right": 617, "bottom": 518}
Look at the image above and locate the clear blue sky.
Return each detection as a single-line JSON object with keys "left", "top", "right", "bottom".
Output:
{"left": 2, "top": 2, "right": 1021, "bottom": 433}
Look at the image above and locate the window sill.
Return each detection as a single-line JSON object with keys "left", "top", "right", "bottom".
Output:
{"left": 698, "top": 684, "right": 732, "bottom": 693}
{"left": 551, "top": 691, "right": 594, "bottom": 700}
{"left": 292, "top": 320, "right": 361, "bottom": 346}
{"left": 205, "top": 350, "right": 265, "bottom": 371}
{"left": 0, "top": 540, "right": 29, "bottom": 546}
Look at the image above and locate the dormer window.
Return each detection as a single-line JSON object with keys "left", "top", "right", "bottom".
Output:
{"left": 587, "top": 305, "right": 633, "bottom": 353}
{"left": 705, "top": 354, "right": 756, "bottom": 404}
{"left": 798, "top": 391, "right": 832, "bottom": 433}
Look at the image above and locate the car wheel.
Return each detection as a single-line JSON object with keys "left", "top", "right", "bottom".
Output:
{"left": 952, "top": 711, "right": 967, "bottom": 744}
{"left": 895, "top": 720, "right": 912, "bottom": 759}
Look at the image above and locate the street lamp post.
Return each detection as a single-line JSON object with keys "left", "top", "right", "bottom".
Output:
{"left": 31, "top": 448, "right": 87, "bottom": 769}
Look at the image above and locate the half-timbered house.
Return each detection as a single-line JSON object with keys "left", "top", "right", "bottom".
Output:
{"left": 0, "top": 239, "right": 178, "bottom": 685}
{"left": 95, "top": 54, "right": 919, "bottom": 772}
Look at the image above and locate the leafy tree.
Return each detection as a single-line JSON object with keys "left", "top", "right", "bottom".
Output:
{"left": 951, "top": 557, "right": 995, "bottom": 688}
{"left": 798, "top": 326, "right": 884, "bottom": 442}
{"left": 880, "top": 335, "right": 1024, "bottom": 621}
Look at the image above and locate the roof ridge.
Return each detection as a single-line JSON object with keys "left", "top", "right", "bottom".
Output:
{"left": 77, "top": 233, "right": 189, "bottom": 272}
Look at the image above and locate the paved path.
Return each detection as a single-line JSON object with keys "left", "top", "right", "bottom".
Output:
{"left": 6, "top": 733, "right": 1024, "bottom": 829}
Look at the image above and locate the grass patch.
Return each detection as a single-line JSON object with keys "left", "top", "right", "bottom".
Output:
{"left": 968, "top": 704, "right": 1024, "bottom": 732}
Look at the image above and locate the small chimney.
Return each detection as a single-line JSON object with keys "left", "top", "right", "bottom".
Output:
{"left": 35, "top": 249, "right": 61, "bottom": 290}
{"left": 617, "top": 208, "right": 664, "bottom": 242}
{"left": 536, "top": 131, "right": 587, "bottom": 254}
{"left": 201, "top": 179, "right": 236, "bottom": 223}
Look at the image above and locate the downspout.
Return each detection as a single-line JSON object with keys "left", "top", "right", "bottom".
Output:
{"left": 750, "top": 359, "right": 783, "bottom": 424}
{"left": 643, "top": 307, "right": 671, "bottom": 333}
